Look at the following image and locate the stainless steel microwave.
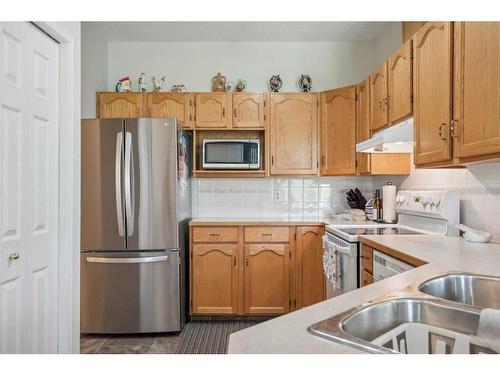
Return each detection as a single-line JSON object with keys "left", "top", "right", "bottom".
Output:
{"left": 202, "top": 139, "right": 260, "bottom": 169}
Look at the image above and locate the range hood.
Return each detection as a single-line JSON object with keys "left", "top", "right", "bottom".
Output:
{"left": 356, "top": 118, "right": 414, "bottom": 153}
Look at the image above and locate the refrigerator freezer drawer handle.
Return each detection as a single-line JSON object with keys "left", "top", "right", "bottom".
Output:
{"left": 115, "top": 132, "right": 125, "bottom": 237}
{"left": 86, "top": 256, "right": 169, "bottom": 264}
{"left": 124, "top": 132, "right": 135, "bottom": 236}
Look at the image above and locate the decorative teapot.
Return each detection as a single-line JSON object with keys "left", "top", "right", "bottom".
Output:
{"left": 211, "top": 72, "right": 227, "bottom": 92}
{"left": 269, "top": 75, "right": 282, "bottom": 92}
{"left": 298, "top": 74, "right": 312, "bottom": 92}
{"left": 115, "top": 76, "right": 133, "bottom": 92}
{"left": 152, "top": 76, "right": 166, "bottom": 92}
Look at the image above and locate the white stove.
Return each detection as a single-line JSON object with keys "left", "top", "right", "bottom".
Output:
{"left": 322, "top": 191, "right": 459, "bottom": 298}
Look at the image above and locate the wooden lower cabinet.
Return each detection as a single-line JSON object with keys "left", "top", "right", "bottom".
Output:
{"left": 191, "top": 243, "right": 239, "bottom": 314}
{"left": 244, "top": 244, "right": 290, "bottom": 314}
{"left": 295, "top": 226, "right": 325, "bottom": 309}
{"left": 189, "top": 224, "right": 326, "bottom": 316}
{"left": 361, "top": 270, "right": 374, "bottom": 287}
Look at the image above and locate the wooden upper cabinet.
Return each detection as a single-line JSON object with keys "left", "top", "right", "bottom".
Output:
{"left": 191, "top": 244, "right": 239, "bottom": 315}
{"left": 402, "top": 22, "right": 427, "bottom": 42}
{"left": 320, "top": 86, "right": 356, "bottom": 176}
{"left": 454, "top": 22, "right": 500, "bottom": 160}
{"left": 414, "top": 22, "right": 454, "bottom": 166}
{"left": 244, "top": 244, "right": 290, "bottom": 314}
{"left": 146, "top": 93, "right": 194, "bottom": 128}
{"left": 356, "top": 78, "right": 371, "bottom": 175}
{"left": 195, "top": 92, "right": 230, "bottom": 128}
{"left": 388, "top": 39, "right": 413, "bottom": 124}
{"left": 370, "top": 61, "right": 389, "bottom": 131}
{"left": 96, "top": 92, "right": 144, "bottom": 118}
{"left": 269, "top": 93, "right": 318, "bottom": 175}
{"left": 295, "top": 226, "right": 325, "bottom": 309}
{"left": 232, "top": 93, "right": 266, "bottom": 128}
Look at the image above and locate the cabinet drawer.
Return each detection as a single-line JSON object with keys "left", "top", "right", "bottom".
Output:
{"left": 361, "top": 270, "right": 374, "bottom": 287}
{"left": 244, "top": 227, "right": 289, "bottom": 243}
{"left": 192, "top": 226, "right": 238, "bottom": 243}
{"left": 361, "top": 245, "right": 373, "bottom": 274}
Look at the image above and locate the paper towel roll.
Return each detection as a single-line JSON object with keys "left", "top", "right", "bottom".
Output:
{"left": 383, "top": 182, "right": 397, "bottom": 223}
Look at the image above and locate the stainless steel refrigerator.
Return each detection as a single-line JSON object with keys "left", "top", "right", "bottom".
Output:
{"left": 80, "top": 118, "right": 191, "bottom": 334}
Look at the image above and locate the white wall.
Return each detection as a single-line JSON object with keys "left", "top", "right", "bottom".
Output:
{"left": 106, "top": 41, "right": 375, "bottom": 94}
{"left": 81, "top": 23, "right": 108, "bottom": 118}
{"left": 373, "top": 22, "right": 402, "bottom": 67}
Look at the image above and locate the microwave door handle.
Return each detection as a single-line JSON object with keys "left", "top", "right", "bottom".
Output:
{"left": 115, "top": 132, "right": 125, "bottom": 237}
{"left": 124, "top": 132, "right": 135, "bottom": 236}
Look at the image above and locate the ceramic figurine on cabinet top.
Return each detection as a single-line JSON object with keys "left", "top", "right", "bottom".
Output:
{"left": 269, "top": 75, "right": 282, "bottom": 92}
{"left": 152, "top": 76, "right": 166, "bottom": 92}
{"left": 298, "top": 74, "right": 312, "bottom": 92}
{"left": 225, "top": 80, "right": 234, "bottom": 92}
{"left": 171, "top": 84, "right": 187, "bottom": 92}
{"left": 115, "top": 76, "right": 133, "bottom": 92}
{"left": 235, "top": 79, "right": 247, "bottom": 92}
{"left": 211, "top": 72, "right": 227, "bottom": 92}
{"left": 138, "top": 73, "right": 147, "bottom": 92}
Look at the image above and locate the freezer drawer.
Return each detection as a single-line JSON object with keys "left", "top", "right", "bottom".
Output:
{"left": 81, "top": 250, "right": 181, "bottom": 334}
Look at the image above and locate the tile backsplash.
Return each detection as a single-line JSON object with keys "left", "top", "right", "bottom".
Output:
{"left": 191, "top": 177, "right": 374, "bottom": 219}
{"left": 374, "top": 159, "right": 500, "bottom": 241}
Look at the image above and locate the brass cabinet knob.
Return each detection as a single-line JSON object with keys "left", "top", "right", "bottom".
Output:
{"left": 9, "top": 252, "right": 19, "bottom": 261}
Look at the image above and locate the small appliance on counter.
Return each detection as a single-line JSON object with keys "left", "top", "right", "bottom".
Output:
{"left": 323, "top": 190, "right": 459, "bottom": 298}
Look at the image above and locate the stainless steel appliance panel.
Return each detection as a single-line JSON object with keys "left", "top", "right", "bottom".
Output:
{"left": 80, "top": 250, "right": 181, "bottom": 333}
{"left": 125, "top": 118, "right": 179, "bottom": 250}
{"left": 81, "top": 119, "right": 126, "bottom": 251}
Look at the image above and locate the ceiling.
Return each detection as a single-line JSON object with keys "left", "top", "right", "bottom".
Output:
{"left": 82, "top": 22, "right": 395, "bottom": 42}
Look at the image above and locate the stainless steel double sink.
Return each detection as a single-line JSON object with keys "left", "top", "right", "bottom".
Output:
{"left": 308, "top": 273, "right": 500, "bottom": 354}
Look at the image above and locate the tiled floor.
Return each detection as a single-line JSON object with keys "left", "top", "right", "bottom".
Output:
{"left": 80, "top": 319, "right": 264, "bottom": 354}
{"left": 80, "top": 333, "right": 180, "bottom": 354}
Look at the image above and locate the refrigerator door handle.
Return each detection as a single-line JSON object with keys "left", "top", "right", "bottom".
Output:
{"left": 115, "top": 132, "right": 125, "bottom": 237}
{"left": 124, "top": 131, "right": 135, "bottom": 236}
{"left": 86, "top": 255, "right": 169, "bottom": 264}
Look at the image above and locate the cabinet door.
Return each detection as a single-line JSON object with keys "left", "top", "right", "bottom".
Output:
{"left": 97, "top": 92, "right": 144, "bottom": 118}
{"left": 361, "top": 270, "right": 374, "bottom": 287}
{"left": 388, "top": 39, "right": 413, "bottom": 124}
{"left": 191, "top": 244, "right": 239, "bottom": 314}
{"left": 320, "top": 87, "right": 356, "bottom": 176}
{"left": 356, "top": 78, "right": 371, "bottom": 175}
{"left": 414, "top": 22, "right": 453, "bottom": 165}
{"left": 232, "top": 93, "right": 266, "bottom": 128}
{"left": 195, "top": 93, "right": 229, "bottom": 128}
{"left": 370, "top": 61, "right": 389, "bottom": 131}
{"left": 269, "top": 93, "right": 318, "bottom": 175}
{"left": 295, "top": 227, "right": 325, "bottom": 309}
{"left": 244, "top": 244, "right": 290, "bottom": 314}
{"left": 454, "top": 22, "right": 500, "bottom": 159}
{"left": 147, "top": 93, "right": 194, "bottom": 128}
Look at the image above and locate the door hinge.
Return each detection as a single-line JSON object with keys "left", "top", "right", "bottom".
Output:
{"left": 355, "top": 159, "right": 359, "bottom": 167}
{"left": 317, "top": 161, "right": 319, "bottom": 168}
{"left": 410, "top": 94, "right": 414, "bottom": 103}
{"left": 263, "top": 100, "right": 266, "bottom": 107}
{"left": 355, "top": 93, "right": 358, "bottom": 101}
{"left": 294, "top": 299, "right": 297, "bottom": 308}
{"left": 289, "top": 251, "right": 291, "bottom": 259}
{"left": 289, "top": 299, "right": 292, "bottom": 308}
{"left": 317, "top": 100, "right": 319, "bottom": 108}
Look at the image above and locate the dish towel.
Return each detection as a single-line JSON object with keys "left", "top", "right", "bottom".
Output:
{"left": 322, "top": 235, "right": 337, "bottom": 288}
{"left": 471, "top": 308, "right": 500, "bottom": 353}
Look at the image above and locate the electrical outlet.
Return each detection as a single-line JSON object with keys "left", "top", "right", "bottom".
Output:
{"left": 274, "top": 190, "right": 281, "bottom": 201}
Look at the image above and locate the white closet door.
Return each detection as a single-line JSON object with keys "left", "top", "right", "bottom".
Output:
{"left": 0, "top": 22, "right": 59, "bottom": 354}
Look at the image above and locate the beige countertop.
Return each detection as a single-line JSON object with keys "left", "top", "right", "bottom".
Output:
{"left": 189, "top": 216, "right": 385, "bottom": 226}
{"left": 227, "top": 234, "right": 500, "bottom": 354}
